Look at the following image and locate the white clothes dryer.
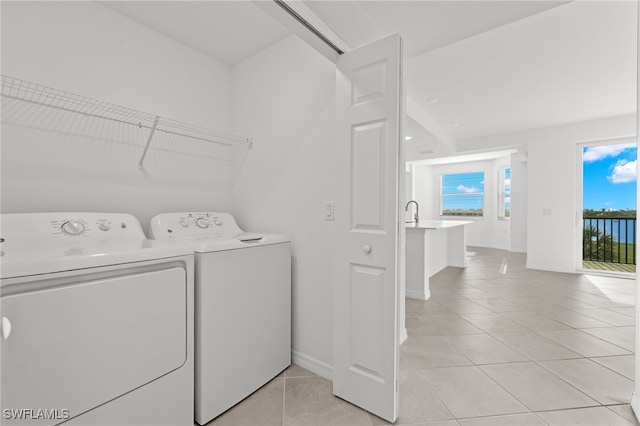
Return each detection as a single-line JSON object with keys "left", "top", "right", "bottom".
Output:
{"left": 0, "top": 213, "right": 194, "bottom": 426}
{"left": 149, "top": 212, "right": 291, "bottom": 425}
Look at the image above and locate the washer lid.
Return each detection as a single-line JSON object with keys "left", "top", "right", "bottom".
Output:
{"left": 171, "top": 232, "right": 290, "bottom": 253}
{"left": 0, "top": 213, "right": 192, "bottom": 279}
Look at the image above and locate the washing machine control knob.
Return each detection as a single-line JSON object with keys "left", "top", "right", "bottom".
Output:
{"left": 195, "top": 218, "right": 209, "bottom": 229}
{"left": 61, "top": 220, "right": 86, "bottom": 236}
{"left": 179, "top": 219, "right": 189, "bottom": 227}
{"left": 214, "top": 218, "right": 223, "bottom": 226}
{"left": 98, "top": 222, "right": 111, "bottom": 232}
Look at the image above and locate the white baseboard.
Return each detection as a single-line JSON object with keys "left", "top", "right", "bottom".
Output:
{"left": 291, "top": 349, "right": 333, "bottom": 381}
{"left": 405, "top": 290, "right": 428, "bottom": 300}
{"left": 467, "top": 242, "right": 513, "bottom": 252}
{"left": 526, "top": 263, "right": 576, "bottom": 274}
{"left": 292, "top": 336, "right": 409, "bottom": 383}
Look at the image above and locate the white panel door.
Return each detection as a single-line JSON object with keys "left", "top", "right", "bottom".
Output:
{"left": 334, "top": 33, "right": 403, "bottom": 423}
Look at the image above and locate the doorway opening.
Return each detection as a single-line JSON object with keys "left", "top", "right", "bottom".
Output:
{"left": 579, "top": 139, "right": 637, "bottom": 274}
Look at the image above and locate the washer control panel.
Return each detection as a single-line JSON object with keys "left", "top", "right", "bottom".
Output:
{"left": 150, "top": 212, "right": 241, "bottom": 239}
{"left": 177, "top": 213, "right": 224, "bottom": 230}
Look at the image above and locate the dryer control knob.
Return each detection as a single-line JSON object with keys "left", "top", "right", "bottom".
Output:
{"left": 195, "top": 218, "right": 209, "bottom": 229}
{"left": 61, "top": 220, "right": 86, "bottom": 236}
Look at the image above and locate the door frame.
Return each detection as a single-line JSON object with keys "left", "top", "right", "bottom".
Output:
{"left": 575, "top": 136, "right": 638, "bottom": 273}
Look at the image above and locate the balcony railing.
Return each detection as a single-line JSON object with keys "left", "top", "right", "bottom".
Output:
{"left": 583, "top": 217, "right": 636, "bottom": 265}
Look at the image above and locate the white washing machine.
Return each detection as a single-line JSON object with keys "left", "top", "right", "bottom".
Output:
{"left": 0, "top": 213, "right": 194, "bottom": 426}
{"left": 149, "top": 212, "right": 291, "bottom": 425}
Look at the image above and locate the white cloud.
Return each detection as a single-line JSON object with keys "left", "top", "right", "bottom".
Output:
{"left": 583, "top": 143, "right": 636, "bottom": 163}
{"left": 608, "top": 159, "right": 637, "bottom": 183}
{"left": 457, "top": 185, "right": 479, "bottom": 193}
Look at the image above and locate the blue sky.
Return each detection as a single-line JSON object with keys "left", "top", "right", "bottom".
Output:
{"left": 442, "top": 172, "right": 485, "bottom": 211}
{"left": 583, "top": 143, "right": 637, "bottom": 211}
{"left": 442, "top": 170, "right": 510, "bottom": 213}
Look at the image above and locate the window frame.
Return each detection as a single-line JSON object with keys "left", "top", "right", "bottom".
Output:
{"left": 498, "top": 167, "right": 511, "bottom": 219}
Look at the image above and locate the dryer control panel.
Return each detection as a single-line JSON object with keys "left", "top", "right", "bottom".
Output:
{"left": 149, "top": 212, "right": 242, "bottom": 239}
{"left": 50, "top": 216, "right": 137, "bottom": 238}
{"left": 0, "top": 213, "right": 146, "bottom": 242}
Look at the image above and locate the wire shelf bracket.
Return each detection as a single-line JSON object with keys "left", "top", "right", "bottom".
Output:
{"left": 138, "top": 115, "right": 160, "bottom": 169}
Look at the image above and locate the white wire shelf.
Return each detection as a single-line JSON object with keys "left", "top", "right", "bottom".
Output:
{"left": 0, "top": 75, "right": 253, "bottom": 168}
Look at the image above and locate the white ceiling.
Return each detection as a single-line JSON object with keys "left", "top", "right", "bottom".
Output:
{"left": 304, "top": 0, "right": 637, "bottom": 161}
{"left": 100, "top": 1, "right": 290, "bottom": 66}
{"left": 102, "top": 1, "right": 638, "bottom": 162}
{"left": 407, "top": 0, "right": 637, "bottom": 141}
{"left": 305, "top": 0, "right": 569, "bottom": 58}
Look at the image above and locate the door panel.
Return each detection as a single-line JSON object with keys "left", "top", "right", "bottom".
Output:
{"left": 352, "top": 120, "right": 387, "bottom": 229}
{"left": 334, "top": 33, "right": 402, "bottom": 423}
{"left": 349, "top": 264, "right": 385, "bottom": 380}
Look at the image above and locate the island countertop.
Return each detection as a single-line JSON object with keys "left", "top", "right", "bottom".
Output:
{"left": 406, "top": 219, "right": 474, "bottom": 230}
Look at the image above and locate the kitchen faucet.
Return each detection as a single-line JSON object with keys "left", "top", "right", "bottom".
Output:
{"left": 405, "top": 200, "right": 419, "bottom": 223}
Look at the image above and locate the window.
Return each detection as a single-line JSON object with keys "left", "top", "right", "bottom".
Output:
{"left": 440, "top": 172, "right": 485, "bottom": 217}
{"left": 499, "top": 167, "right": 511, "bottom": 218}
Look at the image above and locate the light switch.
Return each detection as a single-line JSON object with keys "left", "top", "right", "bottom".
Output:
{"left": 325, "top": 201, "right": 335, "bottom": 221}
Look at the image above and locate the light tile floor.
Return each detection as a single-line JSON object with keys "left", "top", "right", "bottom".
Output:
{"left": 206, "top": 247, "right": 638, "bottom": 426}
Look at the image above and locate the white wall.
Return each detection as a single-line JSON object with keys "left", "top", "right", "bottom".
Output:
{"left": 231, "top": 35, "right": 337, "bottom": 375}
{"left": 412, "top": 156, "right": 512, "bottom": 250}
{"left": 1, "top": 2, "right": 234, "bottom": 232}
{"left": 412, "top": 165, "right": 435, "bottom": 220}
{"left": 460, "top": 115, "right": 636, "bottom": 272}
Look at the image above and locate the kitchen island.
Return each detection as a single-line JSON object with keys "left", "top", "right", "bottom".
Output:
{"left": 405, "top": 220, "right": 473, "bottom": 300}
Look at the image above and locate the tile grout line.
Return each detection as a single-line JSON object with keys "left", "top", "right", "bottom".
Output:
{"left": 534, "top": 327, "right": 634, "bottom": 356}
{"left": 281, "top": 370, "right": 286, "bottom": 426}
{"left": 411, "top": 307, "right": 537, "bottom": 421}
{"left": 590, "top": 354, "right": 636, "bottom": 381}
{"left": 466, "top": 291, "right": 613, "bottom": 415}
{"left": 413, "top": 248, "right": 636, "bottom": 424}
{"left": 409, "top": 363, "right": 458, "bottom": 423}
{"left": 532, "top": 357, "right": 633, "bottom": 406}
